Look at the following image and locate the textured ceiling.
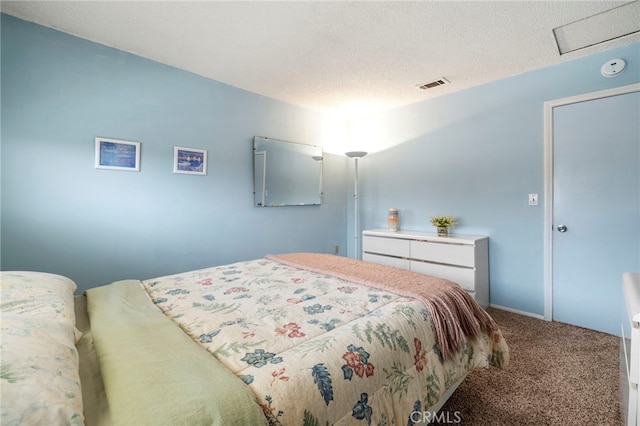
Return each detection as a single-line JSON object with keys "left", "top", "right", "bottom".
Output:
{"left": 2, "top": 1, "right": 639, "bottom": 118}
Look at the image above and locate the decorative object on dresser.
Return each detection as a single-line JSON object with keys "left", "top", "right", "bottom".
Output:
{"left": 387, "top": 208, "right": 399, "bottom": 231}
{"left": 623, "top": 271, "right": 640, "bottom": 426}
{"left": 362, "top": 229, "right": 489, "bottom": 308}
{"left": 430, "top": 215, "right": 457, "bottom": 237}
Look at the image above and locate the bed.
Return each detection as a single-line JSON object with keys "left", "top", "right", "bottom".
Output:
{"left": 1, "top": 253, "right": 509, "bottom": 425}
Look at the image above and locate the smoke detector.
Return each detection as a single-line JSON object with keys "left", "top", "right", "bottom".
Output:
{"left": 418, "top": 77, "right": 450, "bottom": 90}
{"left": 601, "top": 58, "right": 626, "bottom": 77}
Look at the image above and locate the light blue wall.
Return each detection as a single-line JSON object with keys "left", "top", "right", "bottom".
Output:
{"left": 2, "top": 13, "right": 639, "bottom": 324}
{"left": 0, "top": 14, "right": 348, "bottom": 292}
{"left": 350, "top": 41, "right": 640, "bottom": 317}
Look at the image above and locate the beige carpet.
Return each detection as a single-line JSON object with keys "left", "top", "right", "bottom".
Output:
{"left": 437, "top": 308, "right": 623, "bottom": 425}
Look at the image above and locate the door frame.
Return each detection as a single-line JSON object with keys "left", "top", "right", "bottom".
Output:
{"left": 543, "top": 83, "right": 640, "bottom": 321}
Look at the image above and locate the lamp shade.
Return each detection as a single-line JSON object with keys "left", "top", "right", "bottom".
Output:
{"left": 345, "top": 151, "right": 368, "bottom": 158}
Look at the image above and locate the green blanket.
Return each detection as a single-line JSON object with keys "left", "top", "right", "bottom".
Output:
{"left": 86, "top": 280, "right": 267, "bottom": 426}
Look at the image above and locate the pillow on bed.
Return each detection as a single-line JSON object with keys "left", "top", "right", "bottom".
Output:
{"left": 0, "top": 271, "right": 84, "bottom": 425}
{"left": 1, "top": 314, "right": 84, "bottom": 425}
{"left": 1, "top": 271, "right": 78, "bottom": 326}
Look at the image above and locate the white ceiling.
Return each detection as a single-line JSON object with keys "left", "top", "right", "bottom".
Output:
{"left": 2, "top": 1, "right": 639, "bottom": 118}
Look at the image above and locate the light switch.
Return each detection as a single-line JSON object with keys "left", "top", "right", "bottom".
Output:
{"left": 528, "top": 193, "right": 538, "bottom": 206}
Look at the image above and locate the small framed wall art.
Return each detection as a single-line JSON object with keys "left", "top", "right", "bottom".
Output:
{"left": 173, "top": 146, "right": 207, "bottom": 175}
{"left": 95, "top": 137, "right": 141, "bottom": 171}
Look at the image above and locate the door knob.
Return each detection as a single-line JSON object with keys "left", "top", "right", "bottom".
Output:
{"left": 557, "top": 225, "right": 567, "bottom": 233}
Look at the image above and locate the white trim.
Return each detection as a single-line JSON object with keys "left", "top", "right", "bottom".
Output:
{"left": 489, "top": 304, "right": 546, "bottom": 320}
{"left": 543, "top": 100, "right": 554, "bottom": 321}
{"left": 542, "top": 83, "right": 640, "bottom": 321}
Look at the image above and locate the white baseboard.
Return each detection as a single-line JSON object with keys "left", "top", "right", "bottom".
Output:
{"left": 489, "top": 304, "right": 546, "bottom": 320}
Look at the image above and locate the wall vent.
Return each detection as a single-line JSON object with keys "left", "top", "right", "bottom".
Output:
{"left": 418, "top": 77, "right": 450, "bottom": 90}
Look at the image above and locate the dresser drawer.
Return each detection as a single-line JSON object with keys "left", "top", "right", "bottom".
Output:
{"left": 410, "top": 240, "right": 475, "bottom": 267}
{"left": 410, "top": 261, "right": 475, "bottom": 292}
{"left": 363, "top": 235, "right": 410, "bottom": 258}
{"left": 363, "top": 253, "right": 410, "bottom": 270}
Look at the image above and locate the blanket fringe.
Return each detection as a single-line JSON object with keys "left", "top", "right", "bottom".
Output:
{"left": 427, "top": 286, "right": 498, "bottom": 360}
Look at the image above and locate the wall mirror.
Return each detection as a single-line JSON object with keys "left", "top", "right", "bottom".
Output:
{"left": 253, "top": 136, "right": 323, "bottom": 207}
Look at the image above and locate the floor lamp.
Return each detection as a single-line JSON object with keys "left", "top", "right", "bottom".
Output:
{"left": 345, "top": 151, "right": 368, "bottom": 259}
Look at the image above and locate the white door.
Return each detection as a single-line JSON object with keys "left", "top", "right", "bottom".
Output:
{"left": 547, "top": 86, "right": 640, "bottom": 335}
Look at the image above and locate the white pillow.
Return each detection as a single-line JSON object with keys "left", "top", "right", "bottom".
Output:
{"left": 1, "top": 271, "right": 77, "bottom": 326}
{"left": 0, "top": 271, "right": 84, "bottom": 425}
{"left": 1, "top": 314, "right": 84, "bottom": 425}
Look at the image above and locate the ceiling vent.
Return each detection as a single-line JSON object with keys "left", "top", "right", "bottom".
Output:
{"left": 418, "top": 77, "right": 450, "bottom": 90}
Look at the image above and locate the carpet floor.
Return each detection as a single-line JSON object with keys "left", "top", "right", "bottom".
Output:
{"left": 437, "top": 308, "right": 623, "bottom": 425}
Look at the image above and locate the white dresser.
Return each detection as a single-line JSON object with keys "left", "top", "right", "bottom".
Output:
{"left": 362, "top": 229, "right": 489, "bottom": 308}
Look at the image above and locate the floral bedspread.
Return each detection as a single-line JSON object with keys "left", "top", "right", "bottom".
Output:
{"left": 142, "top": 257, "right": 508, "bottom": 425}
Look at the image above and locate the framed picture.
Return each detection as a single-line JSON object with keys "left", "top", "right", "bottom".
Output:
{"left": 95, "top": 137, "right": 141, "bottom": 171}
{"left": 173, "top": 146, "right": 207, "bottom": 175}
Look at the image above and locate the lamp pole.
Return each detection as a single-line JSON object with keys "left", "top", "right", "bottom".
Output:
{"left": 345, "top": 151, "right": 368, "bottom": 259}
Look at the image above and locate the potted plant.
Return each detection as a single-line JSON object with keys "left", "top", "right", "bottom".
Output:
{"left": 430, "top": 215, "right": 456, "bottom": 237}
